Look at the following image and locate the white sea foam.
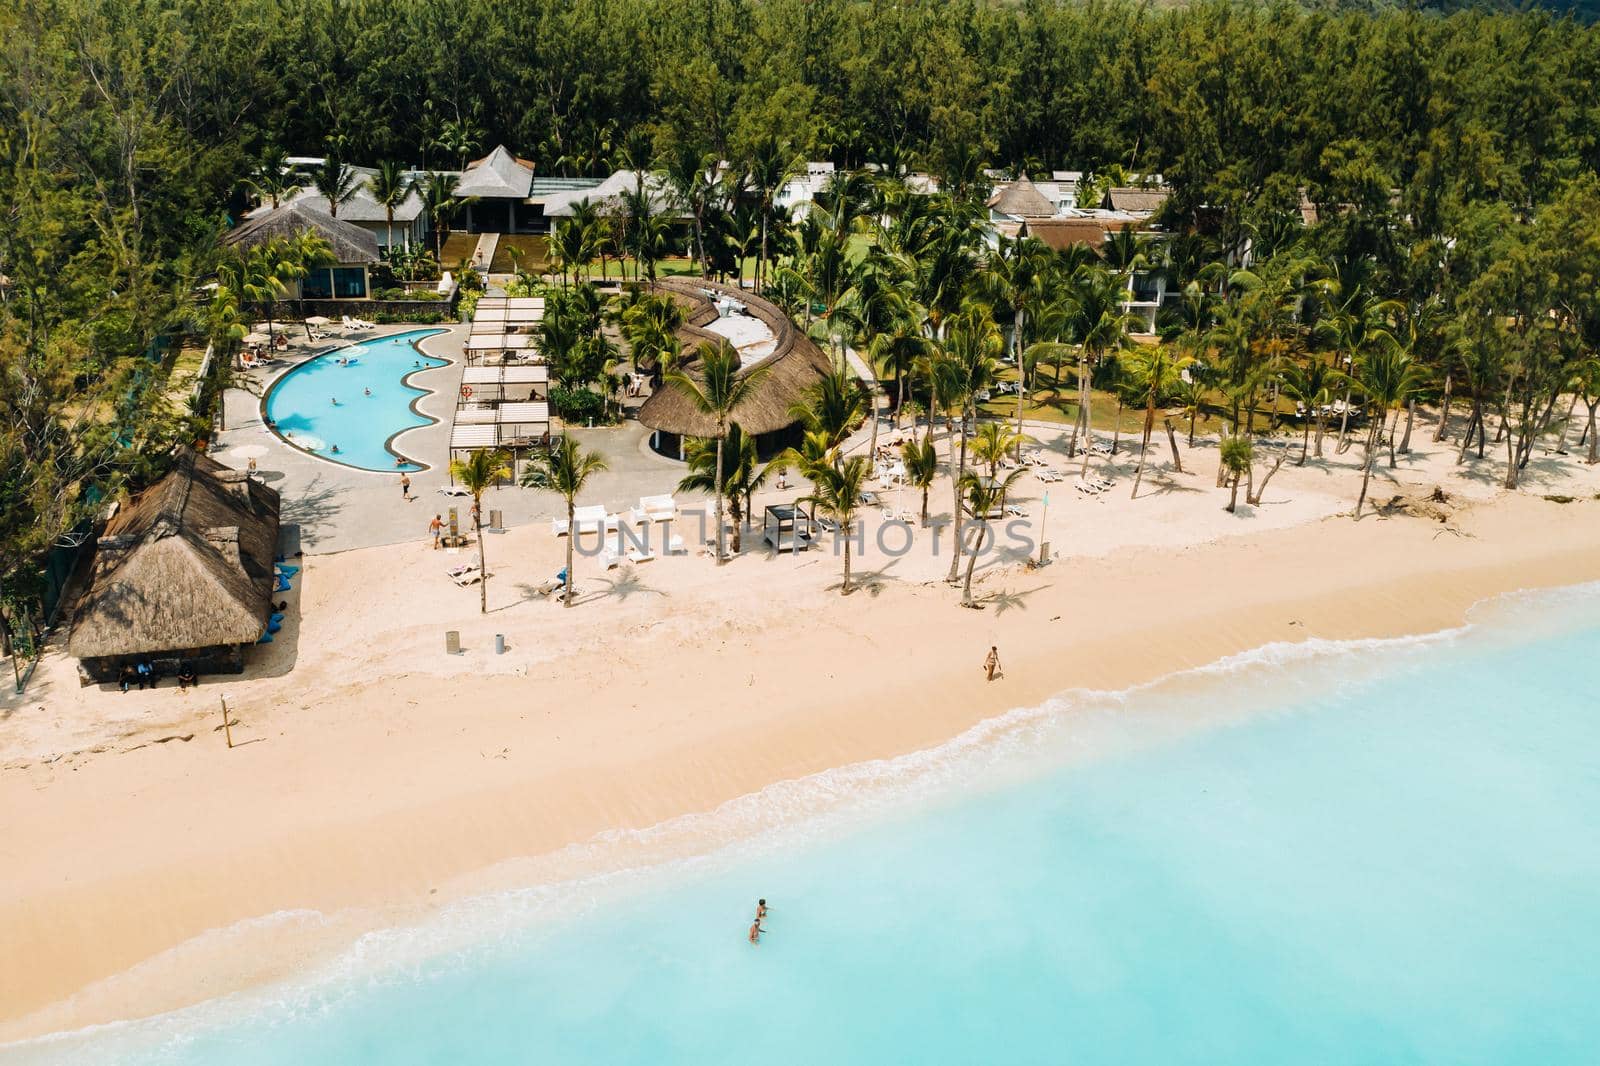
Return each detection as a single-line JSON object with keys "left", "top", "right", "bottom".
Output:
{"left": 11, "top": 581, "right": 1599, "bottom": 1061}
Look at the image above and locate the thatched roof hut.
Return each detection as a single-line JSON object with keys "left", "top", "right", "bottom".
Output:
{"left": 987, "top": 178, "right": 1056, "bottom": 219}
{"left": 68, "top": 451, "right": 280, "bottom": 679}
{"left": 224, "top": 201, "right": 380, "bottom": 264}
{"left": 638, "top": 278, "right": 834, "bottom": 441}
{"left": 1104, "top": 187, "right": 1170, "bottom": 215}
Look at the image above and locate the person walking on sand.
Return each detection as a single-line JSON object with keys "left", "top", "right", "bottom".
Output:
{"left": 429, "top": 514, "right": 443, "bottom": 549}
{"left": 400, "top": 473, "right": 411, "bottom": 501}
{"left": 984, "top": 646, "right": 1001, "bottom": 682}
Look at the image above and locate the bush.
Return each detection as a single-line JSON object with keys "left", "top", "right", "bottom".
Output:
{"left": 458, "top": 290, "right": 480, "bottom": 323}
{"left": 372, "top": 309, "right": 446, "bottom": 325}
{"left": 550, "top": 385, "right": 607, "bottom": 425}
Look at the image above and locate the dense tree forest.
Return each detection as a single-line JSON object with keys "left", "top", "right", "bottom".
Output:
{"left": 6, "top": 0, "right": 1600, "bottom": 646}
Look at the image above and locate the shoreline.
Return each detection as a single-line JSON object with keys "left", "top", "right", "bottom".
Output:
{"left": 4, "top": 488, "right": 1600, "bottom": 1045}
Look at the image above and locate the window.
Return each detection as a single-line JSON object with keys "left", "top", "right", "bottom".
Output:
{"left": 300, "top": 268, "right": 333, "bottom": 300}
{"left": 332, "top": 267, "right": 367, "bottom": 299}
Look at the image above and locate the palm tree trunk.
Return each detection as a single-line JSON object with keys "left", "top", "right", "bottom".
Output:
{"left": 1187, "top": 405, "right": 1198, "bottom": 447}
{"left": 1164, "top": 417, "right": 1183, "bottom": 473}
{"left": 1554, "top": 390, "right": 1581, "bottom": 453}
{"left": 1012, "top": 309, "right": 1027, "bottom": 461}
{"left": 1131, "top": 404, "right": 1155, "bottom": 498}
{"left": 1586, "top": 401, "right": 1598, "bottom": 464}
{"left": 1314, "top": 410, "right": 1326, "bottom": 459}
{"left": 947, "top": 415, "right": 970, "bottom": 583}
{"left": 475, "top": 506, "right": 488, "bottom": 614}
{"left": 1355, "top": 420, "right": 1379, "bottom": 518}
{"left": 1434, "top": 373, "right": 1453, "bottom": 441}
{"left": 841, "top": 532, "right": 852, "bottom": 595}
{"left": 714, "top": 432, "right": 727, "bottom": 563}
{"left": 1399, "top": 399, "right": 1416, "bottom": 454}
{"left": 564, "top": 499, "right": 576, "bottom": 607}
{"left": 962, "top": 527, "right": 981, "bottom": 606}
{"left": 1299, "top": 417, "right": 1311, "bottom": 465}
{"left": 1227, "top": 474, "right": 1240, "bottom": 513}
{"left": 1388, "top": 406, "right": 1402, "bottom": 468}
{"left": 1336, "top": 385, "right": 1354, "bottom": 453}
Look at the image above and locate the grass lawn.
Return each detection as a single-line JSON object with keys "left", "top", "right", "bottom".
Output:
{"left": 489, "top": 234, "right": 550, "bottom": 273}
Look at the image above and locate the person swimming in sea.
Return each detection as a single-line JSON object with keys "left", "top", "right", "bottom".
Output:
{"left": 331, "top": 397, "right": 340, "bottom": 406}
{"left": 748, "top": 919, "right": 762, "bottom": 945}
{"left": 330, "top": 444, "right": 341, "bottom": 454}
{"left": 364, "top": 387, "right": 372, "bottom": 396}
{"left": 756, "top": 899, "right": 768, "bottom": 921}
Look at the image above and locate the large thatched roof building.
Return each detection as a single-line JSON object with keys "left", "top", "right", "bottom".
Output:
{"left": 224, "top": 201, "right": 380, "bottom": 300}
{"left": 68, "top": 451, "right": 280, "bottom": 682}
{"left": 637, "top": 277, "right": 834, "bottom": 459}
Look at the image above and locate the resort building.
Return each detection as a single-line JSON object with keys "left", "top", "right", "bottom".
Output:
{"left": 638, "top": 277, "right": 833, "bottom": 461}
{"left": 243, "top": 168, "right": 428, "bottom": 250}
{"left": 224, "top": 201, "right": 380, "bottom": 300}
{"left": 67, "top": 451, "right": 281, "bottom": 683}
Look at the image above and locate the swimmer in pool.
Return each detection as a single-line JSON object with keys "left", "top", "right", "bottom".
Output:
{"left": 331, "top": 444, "right": 341, "bottom": 454}
{"left": 331, "top": 397, "right": 340, "bottom": 406}
{"left": 364, "top": 387, "right": 372, "bottom": 396}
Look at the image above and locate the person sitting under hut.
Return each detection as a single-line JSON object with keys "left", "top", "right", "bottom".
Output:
{"left": 176, "top": 664, "right": 198, "bottom": 691}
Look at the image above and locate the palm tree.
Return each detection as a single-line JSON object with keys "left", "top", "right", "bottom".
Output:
{"left": 663, "top": 144, "right": 715, "bottom": 275}
{"left": 1174, "top": 375, "right": 1209, "bottom": 447}
{"left": 1351, "top": 337, "right": 1427, "bottom": 517}
{"left": 957, "top": 468, "right": 1025, "bottom": 605}
{"left": 422, "top": 172, "right": 462, "bottom": 263}
{"left": 801, "top": 455, "right": 873, "bottom": 595}
{"left": 790, "top": 363, "right": 866, "bottom": 448}
{"left": 367, "top": 161, "right": 413, "bottom": 255}
{"left": 1123, "top": 344, "right": 1193, "bottom": 496}
{"left": 1071, "top": 264, "right": 1139, "bottom": 471}
{"left": 900, "top": 438, "right": 938, "bottom": 525}
{"left": 665, "top": 341, "right": 770, "bottom": 563}
{"left": 449, "top": 448, "right": 509, "bottom": 613}
{"left": 242, "top": 146, "right": 294, "bottom": 210}
{"left": 1219, "top": 434, "right": 1253, "bottom": 513}
{"left": 938, "top": 311, "right": 1003, "bottom": 583}
{"left": 678, "top": 424, "right": 769, "bottom": 552}
{"left": 1573, "top": 355, "right": 1600, "bottom": 465}
{"left": 747, "top": 136, "right": 802, "bottom": 293}
{"left": 521, "top": 436, "right": 608, "bottom": 607}
{"left": 1281, "top": 357, "right": 1336, "bottom": 464}
{"left": 311, "top": 159, "right": 359, "bottom": 219}
{"left": 971, "top": 420, "right": 1022, "bottom": 479}
{"left": 982, "top": 236, "right": 1052, "bottom": 458}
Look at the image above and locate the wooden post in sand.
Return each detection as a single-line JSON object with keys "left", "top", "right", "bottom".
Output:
{"left": 220, "top": 692, "right": 234, "bottom": 749}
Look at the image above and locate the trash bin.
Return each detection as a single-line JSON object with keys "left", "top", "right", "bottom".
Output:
{"left": 445, "top": 630, "right": 461, "bottom": 655}
{"left": 489, "top": 509, "right": 503, "bottom": 532}
{"left": 495, "top": 633, "right": 506, "bottom": 655}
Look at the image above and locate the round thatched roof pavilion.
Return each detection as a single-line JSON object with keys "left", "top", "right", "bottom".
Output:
{"left": 637, "top": 277, "right": 833, "bottom": 459}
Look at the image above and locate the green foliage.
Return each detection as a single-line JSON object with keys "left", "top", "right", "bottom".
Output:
{"left": 549, "top": 385, "right": 607, "bottom": 424}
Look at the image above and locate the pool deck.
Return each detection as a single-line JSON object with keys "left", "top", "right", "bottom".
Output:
{"left": 215, "top": 325, "right": 700, "bottom": 556}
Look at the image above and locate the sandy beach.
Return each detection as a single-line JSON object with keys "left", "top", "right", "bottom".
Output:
{"left": 4, "top": 429, "right": 1600, "bottom": 1045}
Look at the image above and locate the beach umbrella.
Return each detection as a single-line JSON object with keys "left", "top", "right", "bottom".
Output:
{"left": 304, "top": 315, "right": 332, "bottom": 326}
{"left": 243, "top": 332, "right": 270, "bottom": 345}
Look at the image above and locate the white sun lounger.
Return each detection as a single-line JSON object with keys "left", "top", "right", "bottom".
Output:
{"left": 438, "top": 484, "right": 472, "bottom": 497}
{"left": 451, "top": 566, "right": 484, "bottom": 586}
{"left": 628, "top": 548, "right": 656, "bottom": 564}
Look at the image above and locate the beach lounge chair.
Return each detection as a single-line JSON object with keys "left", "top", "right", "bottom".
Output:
{"left": 1005, "top": 505, "right": 1028, "bottom": 518}
{"left": 451, "top": 567, "right": 484, "bottom": 587}
{"left": 551, "top": 504, "right": 608, "bottom": 537}
{"left": 341, "top": 315, "right": 374, "bottom": 332}
{"left": 628, "top": 548, "right": 656, "bottom": 564}
{"left": 446, "top": 558, "right": 481, "bottom": 578}
{"left": 438, "top": 484, "right": 472, "bottom": 497}
{"left": 667, "top": 534, "right": 686, "bottom": 555}
{"left": 1035, "top": 469, "right": 1064, "bottom": 483}
{"left": 534, "top": 578, "right": 563, "bottom": 597}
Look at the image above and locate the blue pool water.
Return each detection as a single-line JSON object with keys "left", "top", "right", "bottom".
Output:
{"left": 15, "top": 587, "right": 1600, "bottom": 1064}
{"left": 264, "top": 329, "right": 448, "bottom": 471}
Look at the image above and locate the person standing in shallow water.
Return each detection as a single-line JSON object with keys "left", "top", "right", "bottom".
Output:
{"left": 748, "top": 919, "right": 762, "bottom": 945}
{"left": 984, "top": 646, "right": 1001, "bottom": 681}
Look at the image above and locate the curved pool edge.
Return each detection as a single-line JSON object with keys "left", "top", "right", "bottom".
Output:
{"left": 258, "top": 327, "right": 454, "bottom": 475}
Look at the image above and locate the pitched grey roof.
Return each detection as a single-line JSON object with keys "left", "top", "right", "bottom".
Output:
{"left": 250, "top": 183, "right": 425, "bottom": 225}
{"left": 986, "top": 177, "right": 1056, "bottom": 219}
{"left": 224, "top": 201, "right": 380, "bottom": 264}
{"left": 456, "top": 145, "right": 535, "bottom": 199}
{"left": 542, "top": 170, "right": 678, "bottom": 217}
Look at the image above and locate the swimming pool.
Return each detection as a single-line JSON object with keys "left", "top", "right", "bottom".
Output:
{"left": 263, "top": 329, "right": 449, "bottom": 472}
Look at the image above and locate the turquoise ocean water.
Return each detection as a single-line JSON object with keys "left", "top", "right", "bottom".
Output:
{"left": 263, "top": 329, "right": 447, "bottom": 472}
{"left": 12, "top": 586, "right": 1600, "bottom": 1064}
